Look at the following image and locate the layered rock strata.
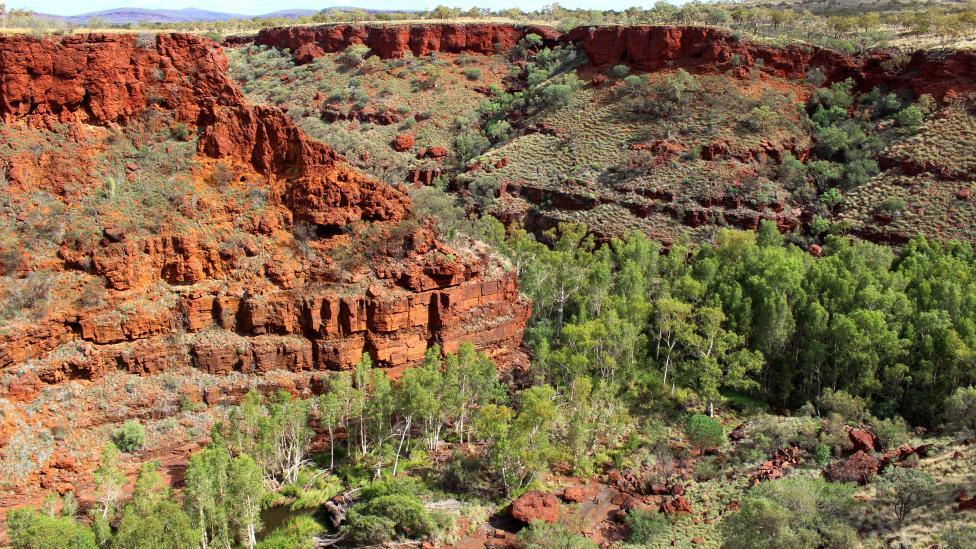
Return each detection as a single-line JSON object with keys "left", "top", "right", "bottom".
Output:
{"left": 0, "top": 32, "right": 530, "bottom": 377}
{"left": 234, "top": 23, "right": 976, "bottom": 101}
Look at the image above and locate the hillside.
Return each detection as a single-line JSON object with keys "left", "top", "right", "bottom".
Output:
{"left": 3, "top": 20, "right": 976, "bottom": 549}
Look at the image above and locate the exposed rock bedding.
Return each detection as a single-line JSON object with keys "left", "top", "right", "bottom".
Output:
{"left": 233, "top": 23, "right": 976, "bottom": 101}
{"left": 0, "top": 32, "right": 529, "bottom": 502}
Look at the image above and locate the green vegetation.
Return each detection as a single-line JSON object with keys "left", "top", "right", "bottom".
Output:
{"left": 516, "top": 521, "right": 598, "bottom": 549}
{"left": 8, "top": 507, "right": 97, "bottom": 549}
{"left": 686, "top": 414, "right": 724, "bottom": 449}
{"left": 876, "top": 467, "right": 935, "bottom": 524}
{"left": 500, "top": 221, "right": 976, "bottom": 426}
{"left": 721, "top": 478, "right": 859, "bottom": 549}
{"left": 625, "top": 509, "right": 669, "bottom": 544}
{"left": 111, "top": 420, "right": 146, "bottom": 453}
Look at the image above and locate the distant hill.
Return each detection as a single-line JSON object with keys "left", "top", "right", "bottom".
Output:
{"left": 37, "top": 7, "right": 327, "bottom": 24}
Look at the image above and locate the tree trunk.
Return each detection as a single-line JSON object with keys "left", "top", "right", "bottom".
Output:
{"left": 393, "top": 416, "right": 411, "bottom": 476}
{"left": 246, "top": 523, "right": 256, "bottom": 549}
{"left": 328, "top": 426, "right": 335, "bottom": 470}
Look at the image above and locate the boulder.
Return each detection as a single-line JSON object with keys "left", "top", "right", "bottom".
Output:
{"left": 848, "top": 428, "right": 882, "bottom": 453}
{"left": 419, "top": 146, "right": 449, "bottom": 159}
{"left": 511, "top": 491, "right": 560, "bottom": 524}
{"left": 293, "top": 43, "right": 325, "bottom": 65}
{"left": 824, "top": 450, "right": 880, "bottom": 485}
{"left": 561, "top": 484, "right": 597, "bottom": 503}
{"left": 660, "top": 495, "right": 693, "bottom": 515}
{"left": 392, "top": 133, "right": 415, "bottom": 152}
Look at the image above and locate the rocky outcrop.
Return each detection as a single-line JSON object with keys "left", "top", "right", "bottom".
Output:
{"left": 511, "top": 491, "right": 561, "bottom": 524}
{"left": 0, "top": 33, "right": 530, "bottom": 374}
{"left": 570, "top": 25, "right": 976, "bottom": 101}
{"left": 236, "top": 23, "right": 976, "bottom": 102}
{"left": 0, "top": 34, "right": 233, "bottom": 126}
{"left": 749, "top": 446, "right": 802, "bottom": 485}
{"left": 245, "top": 23, "right": 561, "bottom": 63}
{"left": 848, "top": 428, "right": 882, "bottom": 454}
{"left": 824, "top": 450, "right": 880, "bottom": 485}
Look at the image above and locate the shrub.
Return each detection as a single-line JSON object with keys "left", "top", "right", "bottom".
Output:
{"left": 625, "top": 509, "right": 668, "bottom": 544}
{"left": 876, "top": 467, "right": 934, "bottom": 524}
{"left": 256, "top": 515, "right": 323, "bottom": 549}
{"left": 112, "top": 420, "right": 146, "bottom": 453}
{"left": 746, "top": 105, "right": 780, "bottom": 133}
{"left": 8, "top": 508, "right": 97, "bottom": 549}
{"left": 539, "top": 83, "right": 574, "bottom": 110}
{"left": 878, "top": 196, "right": 906, "bottom": 214}
{"left": 462, "top": 67, "right": 482, "bottom": 80}
{"left": 811, "top": 105, "right": 848, "bottom": 128}
{"left": 692, "top": 456, "right": 720, "bottom": 481}
{"left": 135, "top": 33, "right": 157, "bottom": 50}
{"left": 338, "top": 44, "right": 370, "bottom": 67}
{"left": 877, "top": 92, "right": 903, "bottom": 117}
{"left": 944, "top": 386, "right": 976, "bottom": 434}
{"left": 342, "top": 512, "right": 395, "bottom": 545}
{"left": 815, "top": 125, "right": 852, "bottom": 157}
{"left": 454, "top": 130, "right": 490, "bottom": 163}
{"left": 207, "top": 162, "right": 234, "bottom": 188}
{"left": 484, "top": 120, "right": 512, "bottom": 142}
{"left": 814, "top": 443, "right": 831, "bottom": 467}
{"left": 611, "top": 64, "right": 630, "bottom": 78}
{"left": 818, "top": 389, "right": 865, "bottom": 422}
{"left": 819, "top": 188, "right": 845, "bottom": 208}
{"left": 653, "top": 69, "right": 699, "bottom": 113}
{"left": 516, "top": 521, "right": 597, "bottom": 549}
{"left": 686, "top": 414, "right": 723, "bottom": 450}
{"left": 721, "top": 477, "right": 858, "bottom": 549}
{"left": 357, "top": 494, "right": 435, "bottom": 540}
{"left": 895, "top": 106, "right": 923, "bottom": 129}
{"left": 868, "top": 416, "right": 909, "bottom": 447}
{"left": 524, "top": 33, "right": 543, "bottom": 47}
{"left": 171, "top": 123, "right": 192, "bottom": 142}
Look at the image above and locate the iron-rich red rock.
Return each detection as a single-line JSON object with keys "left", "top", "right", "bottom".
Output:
{"left": 824, "top": 450, "right": 881, "bottom": 485}
{"left": 848, "top": 428, "right": 883, "bottom": 453}
{"left": 511, "top": 491, "right": 561, "bottom": 524}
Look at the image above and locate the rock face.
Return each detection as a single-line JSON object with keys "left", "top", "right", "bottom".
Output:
{"left": 246, "top": 23, "right": 561, "bottom": 63}
{"left": 234, "top": 23, "right": 976, "bottom": 102}
{"left": 569, "top": 25, "right": 976, "bottom": 101}
{"left": 511, "top": 491, "right": 561, "bottom": 524}
{"left": 0, "top": 33, "right": 530, "bottom": 374}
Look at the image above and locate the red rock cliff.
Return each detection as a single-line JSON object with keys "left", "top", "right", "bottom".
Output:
{"left": 248, "top": 23, "right": 561, "bottom": 62}
{"left": 233, "top": 23, "right": 976, "bottom": 101}
{"left": 566, "top": 25, "right": 976, "bottom": 101}
{"left": 0, "top": 33, "right": 530, "bottom": 377}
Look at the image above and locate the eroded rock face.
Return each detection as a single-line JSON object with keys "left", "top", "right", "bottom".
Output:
{"left": 235, "top": 23, "right": 976, "bottom": 102}
{"left": 246, "top": 23, "right": 561, "bottom": 62}
{"left": 567, "top": 25, "right": 976, "bottom": 101}
{"left": 0, "top": 33, "right": 530, "bottom": 375}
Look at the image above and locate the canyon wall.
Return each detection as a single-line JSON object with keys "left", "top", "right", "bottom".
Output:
{"left": 249, "top": 23, "right": 562, "bottom": 61}
{"left": 0, "top": 33, "right": 530, "bottom": 380}
{"left": 566, "top": 25, "right": 976, "bottom": 101}
{"left": 233, "top": 23, "right": 976, "bottom": 101}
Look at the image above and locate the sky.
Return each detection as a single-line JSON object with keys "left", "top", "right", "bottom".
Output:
{"left": 7, "top": 0, "right": 687, "bottom": 16}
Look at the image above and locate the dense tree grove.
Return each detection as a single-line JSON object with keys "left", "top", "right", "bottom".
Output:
{"left": 496, "top": 220, "right": 976, "bottom": 426}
